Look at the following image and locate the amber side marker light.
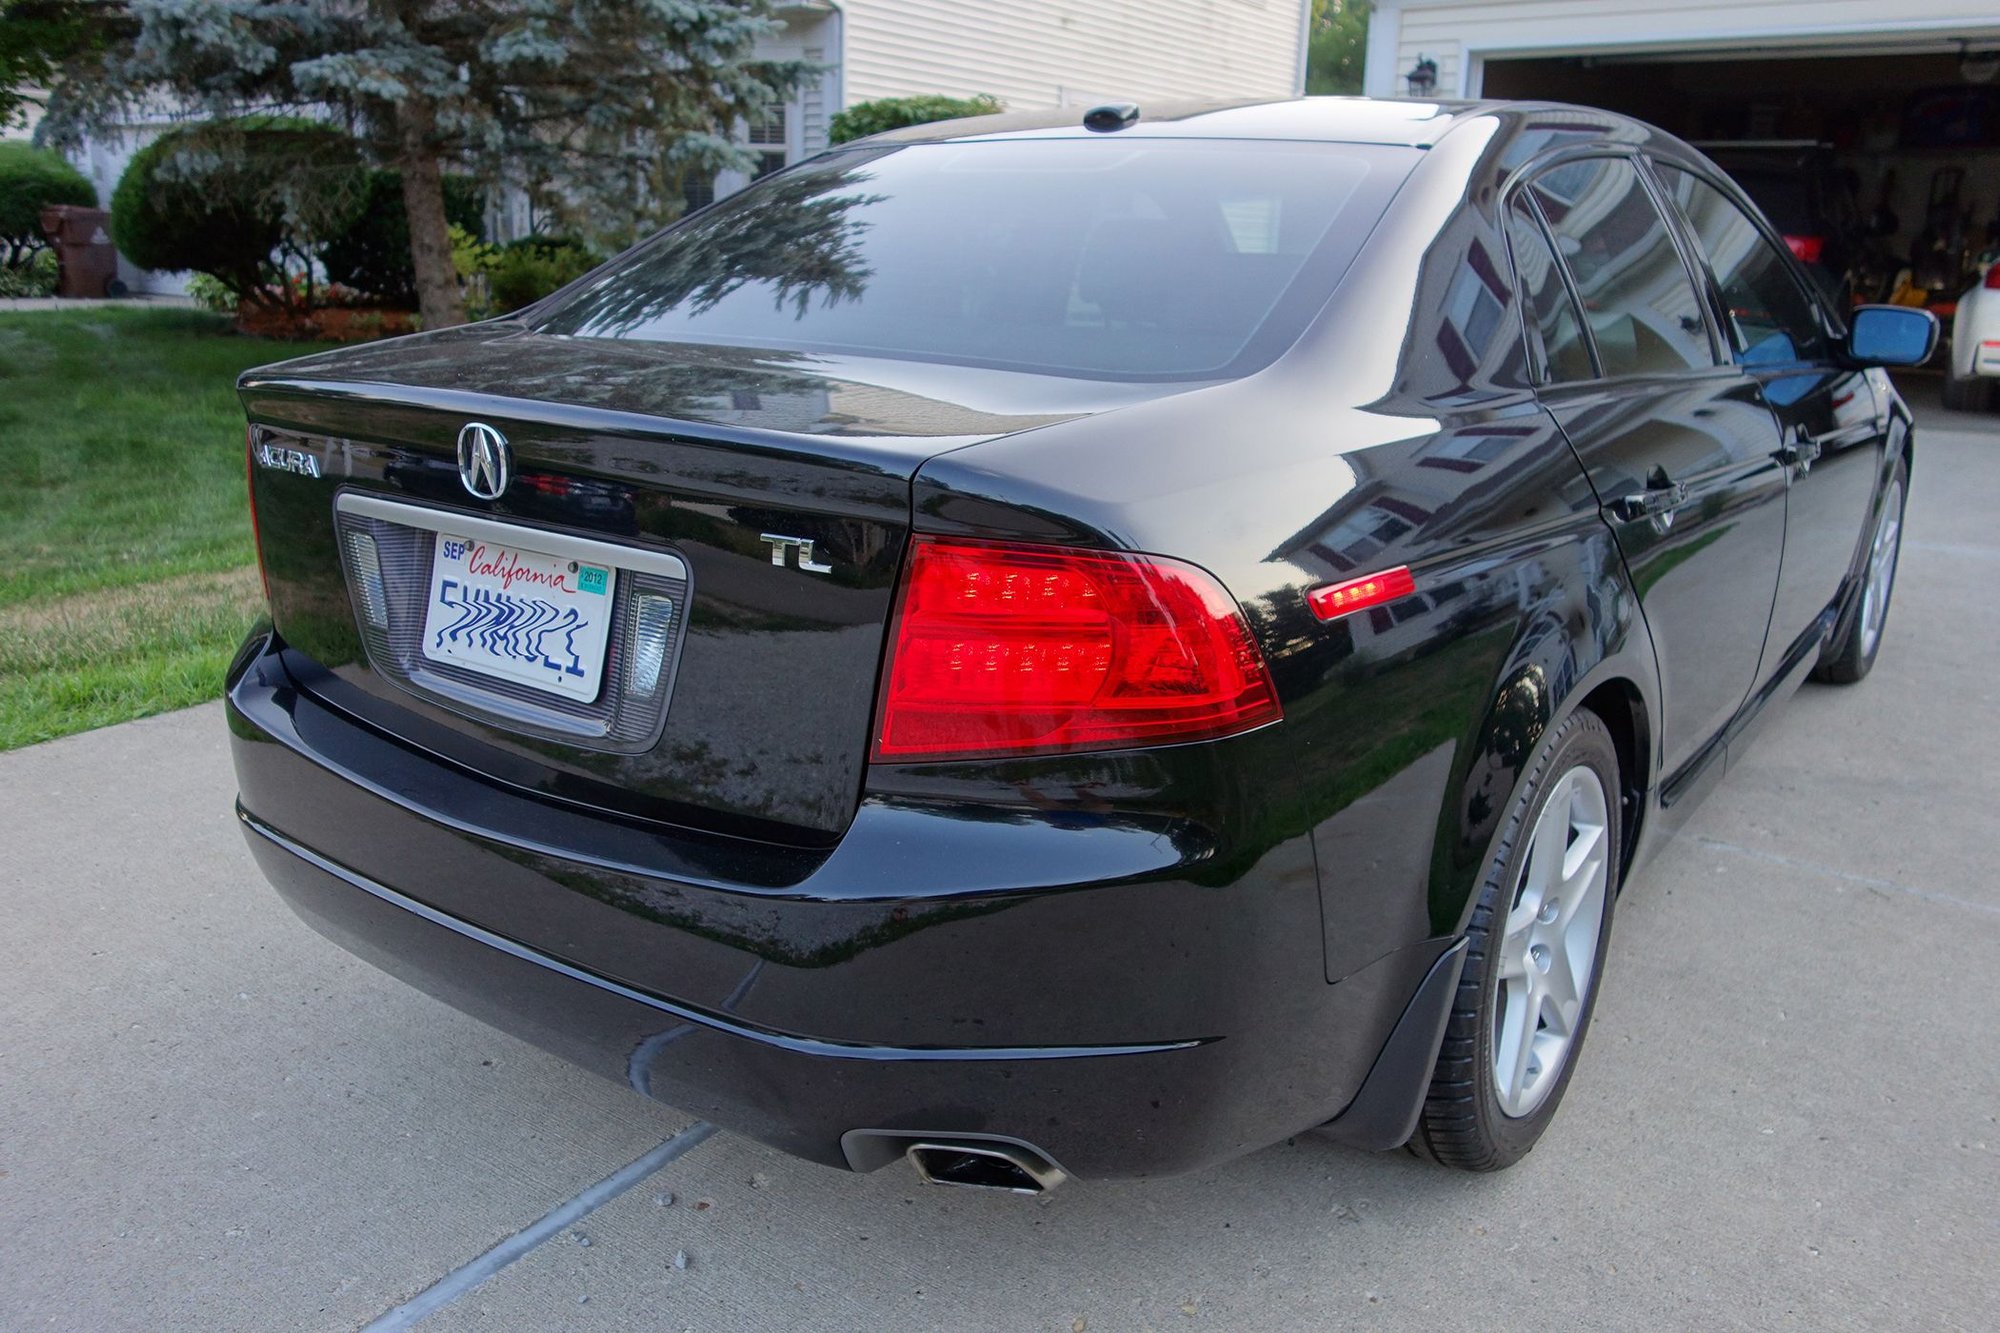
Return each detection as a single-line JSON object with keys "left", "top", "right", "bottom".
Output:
{"left": 1307, "top": 566, "right": 1417, "bottom": 622}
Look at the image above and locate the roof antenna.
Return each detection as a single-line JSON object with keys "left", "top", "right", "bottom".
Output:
{"left": 1082, "top": 102, "right": 1140, "bottom": 132}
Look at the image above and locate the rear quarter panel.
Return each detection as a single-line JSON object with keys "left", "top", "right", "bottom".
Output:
{"left": 903, "top": 115, "right": 1664, "bottom": 982}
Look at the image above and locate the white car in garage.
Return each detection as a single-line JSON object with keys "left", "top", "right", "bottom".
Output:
{"left": 1946, "top": 258, "right": 2000, "bottom": 411}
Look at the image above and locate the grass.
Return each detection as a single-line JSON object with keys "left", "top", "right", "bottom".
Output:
{"left": 0, "top": 309, "right": 335, "bottom": 749}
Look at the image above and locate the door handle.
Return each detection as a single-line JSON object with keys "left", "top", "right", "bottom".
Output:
{"left": 1776, "top": 426, "right": 1823, "bottom": 472}
{"left": 1610, "top": 480, "right": 1688, "bottom": 523}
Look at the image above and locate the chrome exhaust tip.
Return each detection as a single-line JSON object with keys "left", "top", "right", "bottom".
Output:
{"left": 905, "top": 1140, "right": 1069, "bottom": 1194}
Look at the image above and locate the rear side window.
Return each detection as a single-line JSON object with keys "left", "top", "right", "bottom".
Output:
{"left": 1522, "top": 156, "right": 1715, "bottom": 378}
{"left": 1712, "top": 167, "right": 1812, "bottom": 237}
{"left": 534, "top": 139, "right": 1409, "bottom": 381}
{"left": 1504, "top": 199, "right": 1593, "bottom": 383}
{"left": 1657, "top": 164, "right": 1828, "bottom": 367}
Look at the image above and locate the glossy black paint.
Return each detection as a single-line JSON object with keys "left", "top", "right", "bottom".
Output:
{"left": 1539, "top": 374, "right": 1789, "bottom": 779}
{"left": 230, "top": 97, "right": 1915, "bottom": 1179}
{"left": 237, "top": 335, "right": 1198, "bottom": 841}
{"left": 230, "top": 637, "right": 1451, "bottom": 1174}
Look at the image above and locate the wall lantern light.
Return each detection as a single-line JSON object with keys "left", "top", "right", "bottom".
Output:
{"left": 1406, "top": 55, "right": 1439, "bottom": 97}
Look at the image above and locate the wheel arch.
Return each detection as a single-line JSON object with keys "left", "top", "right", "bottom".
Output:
{"left": 1891, "top": 403, "right": 1914, "bottom": 475}
{"left": 1827, "top": 400, "right": 1914, "bottom": 641}
{"left": 1572, "top": 675, "right": 1648, "bottom": 890}
{"left": 1425, "top": 553, "right": 1659, "bottom": 941}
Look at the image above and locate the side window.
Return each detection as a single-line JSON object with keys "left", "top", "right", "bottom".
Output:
{"left": 1657, "top": 163, "right": 1828, "bottom": 367}
{"left": 1525, "top": 156, "right": 1716, "bottom": 378}
{"left": 1504, "top": 199, "right": 1593, "bottom": 383}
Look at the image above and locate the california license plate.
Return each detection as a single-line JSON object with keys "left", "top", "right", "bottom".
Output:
{"left": 421, "top": 532, "right": 617, "bottom": 703}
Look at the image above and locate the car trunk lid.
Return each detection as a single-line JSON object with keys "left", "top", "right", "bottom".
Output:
{"left": 239, "top": 323, "right": 1183, "bottom": 842}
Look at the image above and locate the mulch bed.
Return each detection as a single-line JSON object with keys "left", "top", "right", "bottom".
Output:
{"left": 234, "top": 303, "right": 419, "bottom": 342}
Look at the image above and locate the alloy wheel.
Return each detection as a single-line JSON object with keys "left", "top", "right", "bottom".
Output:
{"left": 1858, "top": 478, "right": 1903, "bottom": 660}
{"left": 1492, "top": 764, "right": 1611, "bottom": 1119}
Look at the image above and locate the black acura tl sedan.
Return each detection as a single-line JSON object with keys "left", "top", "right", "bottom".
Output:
{"left": 228, "top": 97, "right": 1936, "bottom": 1189}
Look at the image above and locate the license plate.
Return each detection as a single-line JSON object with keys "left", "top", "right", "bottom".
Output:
{"left": 421, "top": 532, "right": 617, "bottom": 703}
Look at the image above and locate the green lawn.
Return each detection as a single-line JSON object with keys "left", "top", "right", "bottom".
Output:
{"left": 0, "top": 309, "right": 335, "bottom": 749}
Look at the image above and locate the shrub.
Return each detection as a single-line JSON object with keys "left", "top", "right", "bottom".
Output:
{"left": 0, "top": 142, "right": 96, "bottom": 267}
{"left": 319, "top": 169, "right": 483, "bottom": 306}
{"left": 827, "top": 94, "right": 1003, "bottom": 144}
{"left": 449, "top": 233, "right": 599, "bottom": 320}
{"left": 448, "top": 223, "right": 500, "bottom": 320}
{"left": 487, "top": 236, "right": 600, "bottom": 314}
{"left": 109, "top": 118, "right": 359, "bottom": 306}
{"left": 105, "top": 117, "right": 486, "bottom": 317}
{"left": 0, "top": 248, "right": 59, "bottom": 297}
{"left": 182, "top": 272, "right": 237, "bottom": 313}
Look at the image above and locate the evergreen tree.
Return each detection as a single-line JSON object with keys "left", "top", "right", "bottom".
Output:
{"left": 0, "top": 0, "right": 127, "bottom": 132}
{"left": 40, "top": 1, "right": 806, "bottom": 328}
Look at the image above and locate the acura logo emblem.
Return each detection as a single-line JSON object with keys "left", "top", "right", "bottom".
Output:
{"left": 456, "top": 422, "right": 511, "bottom": 500}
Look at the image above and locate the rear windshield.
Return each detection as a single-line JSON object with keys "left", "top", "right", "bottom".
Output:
{"left": 532, "top": 139, "right": 1412, "bottom": 381}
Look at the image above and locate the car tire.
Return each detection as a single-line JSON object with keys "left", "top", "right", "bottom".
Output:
{"left": 1813, "top": 458, "right": 1907, "bottom": 685}
{"left": 1941, "top": 361, "right": 1993, "bottom": 412}
{"left": 1409, "top": 709, "right": 1621, "bottom": 1172}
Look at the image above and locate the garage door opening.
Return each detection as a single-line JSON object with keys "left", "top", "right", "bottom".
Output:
{"left": 1482, "top": 48, "right": 2000, "bottom": 312}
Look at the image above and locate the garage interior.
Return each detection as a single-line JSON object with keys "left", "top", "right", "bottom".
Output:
{"left": 1483, "top": 43, "right": 2000, "bottom": 311}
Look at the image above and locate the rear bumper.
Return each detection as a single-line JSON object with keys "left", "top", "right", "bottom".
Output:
{"left": 228, "top": 631, "right": 1458, "bottom": 1178}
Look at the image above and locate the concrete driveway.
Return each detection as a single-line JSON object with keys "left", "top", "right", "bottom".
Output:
{"left": 4, "top": 382, "right": 1996, "bottom": 1332}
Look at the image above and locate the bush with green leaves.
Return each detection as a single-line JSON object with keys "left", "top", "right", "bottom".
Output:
{"left": 0, "top": 248, "right": 59, "bottom": 297}
{"left": 110, "top": 118, "right": 488, "bottom": 312}
{"left": 1306, "top": 0, "right": 1371, "bottom": 96}
{"left": 319, "top": 168, "right": 484, "bottom": 307}
{"left": 110, "top": 117, "right": 361, "bottom": 308}
{"left": 45, "top": 0, "right": 813, "bottom": 329}
{"left": 182, "top": 272, "right": 236, "bottom": 313}
{"left": 828, "top": 94, "right": 1002, "bottom": 145}
{"left": 449, "top": 232, "right": 599, "bottom": 321}
{"left": 487, "top": 236, "right": 600, "bottom": 314}
{"left": 0, "top": 141, "right": 96, "bottom": 267}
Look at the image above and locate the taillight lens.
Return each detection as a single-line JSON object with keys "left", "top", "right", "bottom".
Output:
{"left": 872, "top": 537, "right": 1282, "bottom": 761}
{"left": 1984, "top": 264, "right": 2000, "bottom": 291}
{"left": 1783, "top": 234, "right": 1825, "bottom": 265}
{"left": 246, "top": 426, "right": 271, "bottom": 607}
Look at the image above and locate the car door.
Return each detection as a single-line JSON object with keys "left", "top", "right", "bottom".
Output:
{"left": 1653, "top": 161, "right": 1888, "bottom": 677}
{"left": 1504, "top": 153, "right": 1789, "bottom": 789}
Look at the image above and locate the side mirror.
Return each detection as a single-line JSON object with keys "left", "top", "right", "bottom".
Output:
{"left": 1846, "top": 305, "right": 1938, "bottom": 367}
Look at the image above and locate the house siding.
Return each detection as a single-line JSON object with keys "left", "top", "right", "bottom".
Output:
{"left": 1367, "top": 0, "right": 2000, "bottom": 97}
{"left": 840, "top": 0, "right": 1308, "bottom": 111}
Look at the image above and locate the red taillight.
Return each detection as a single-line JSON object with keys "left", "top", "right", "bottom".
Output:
{"left": 246, "top": 426, "right": 271, "bottom": 607}
{"left": 1307, "top": 566, "right": 1416, "bottom": 621}
{"left": 1783, "top": 235, "right": 1825, "bottom": 265}
{"left": 872, "top": 538, "right": 1282, "bottom": 761}
{"left": 1984, "top": 264, "right": 2000, "bottom": 291}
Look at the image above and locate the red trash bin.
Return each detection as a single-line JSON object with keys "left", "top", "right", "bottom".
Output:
{"left": 38, "top": 205, "right": 124, "bottom": 299}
